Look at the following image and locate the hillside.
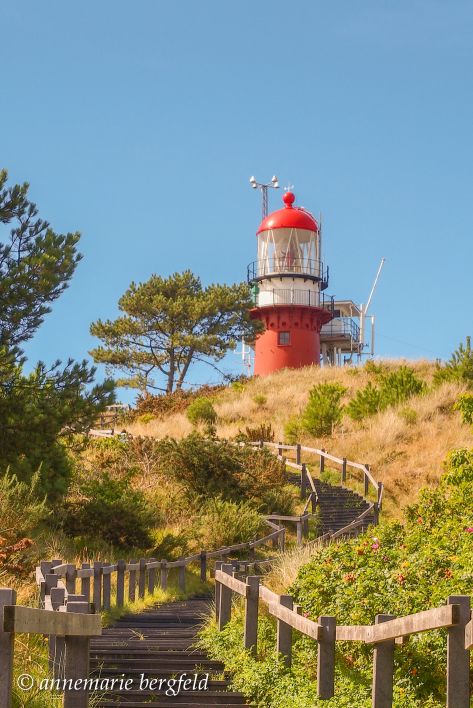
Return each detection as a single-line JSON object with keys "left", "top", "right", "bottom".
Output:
{"left": 125, "top": 359, "right": 472, "bottom": 515}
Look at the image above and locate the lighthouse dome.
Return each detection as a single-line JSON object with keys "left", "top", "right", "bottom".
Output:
{"left": 257, "top": 192, "right": 318, "bottom": 234}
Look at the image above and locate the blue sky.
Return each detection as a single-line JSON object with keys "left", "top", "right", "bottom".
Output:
{"left": 1, "top": 1, "right": 472, "bottom": 400}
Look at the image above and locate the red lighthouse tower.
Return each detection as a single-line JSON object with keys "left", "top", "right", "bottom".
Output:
{"left": 248, "top": 191, "right": 333, "bottom": 376}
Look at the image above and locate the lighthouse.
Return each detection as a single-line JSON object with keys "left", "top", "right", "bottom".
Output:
{"left": 248, "top": 191, "right": 334, "bottom": 375}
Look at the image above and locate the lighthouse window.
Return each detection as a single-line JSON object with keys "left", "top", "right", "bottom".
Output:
{"left": 278, "top": 331, "right": 291, "bottom": 346}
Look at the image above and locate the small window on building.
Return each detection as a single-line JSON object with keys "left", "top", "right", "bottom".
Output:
{"left": 278, "top": 331, "right": 291, "bottom": 346}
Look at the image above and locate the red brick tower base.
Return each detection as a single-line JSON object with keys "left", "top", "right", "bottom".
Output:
{"left": 251, "top": 305, "right": 332, "bottom": 376}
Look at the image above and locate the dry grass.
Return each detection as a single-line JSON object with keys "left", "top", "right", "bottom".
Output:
{"left": 125, "top": 360, "right": 473, "bottom": 517}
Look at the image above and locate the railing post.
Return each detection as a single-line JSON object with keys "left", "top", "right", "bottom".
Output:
{"left": 317, "top": 615, "right": 336, "bottom": 699}
{"left": 372, "top": 614, "right": 395, "bottom": 708}
{"left": 278, "top": 441, "right": 283, "bottom": 457}
{"left": 300, "top": 463, "right": 307, "bottom": 499}
{"left": 259, "top": 439, "right": 264, "bottom": 449}
{"left": 373, "top": 503, "right": 379, "bottom": 526}
{"left": 116, "top": 560, "right": 126, "bottom": 607}
{"left": 296, "top": 520, "right": 303, "bottom": 546}
{"left": 102, "top": 567, "right": 111, "bottom": 611}
{"left": 178, "top": 564, "right": 186, "bottom": 593}
{"left": 200, "top": 551, "right": 207, "bottom": 582}
{"left": 276, "top": 595, "right": 293, "bottom": 667}
{"left": 218, "top": 563, "right": 233, "bottom": 630}
{"left": 320, "top": 451, "right": 325, "bottom": 475}
{"left": 64, "top": 601, "right": 92, "bottom": 708}
{"left": 80, "top": 563, "right": 91, "bottom": 604}
{"left": 128, "top": 560, "right": 137, "bottom": 602}
{"left": 279, "top": 527, "right": 286, "bottom": 552}
{"left": 296, "top": 443, "right": 301, "bottom": 465}
{"left": 50, "top": 587, "right": 66, "bottom": 680}
{"left": 378, "top": 482, "right": 383, "bottom": 509}
{"left": 0, "top": 588, "right": 16, "bottom": 708}
{"left": 93, "top": 562, "right": 103, "bottom": 611}
{"left": 148, "top": 558, "right": 157, "bottom": 595}
{"left": 138, "top": 558, "right": 147, "bottom": 599}
{"left": 447, "top": 595, "right": 471, "bottom": 708}
{"left": 364, "top": 464, "right": 370, "bottom": 497}
{"left": 160, "top": 559, "right": 167, "bottom": 591}
{"left": 244, "top": 576, "right": 259, "bottom": 655}
{"left": 65, "top": 564, "right": 77, "bottom": 595}
{"left": 215, "top": 561, "right": 223, "bottom": 623}
{"left": 342, "top": 457, "right": 347, "bottom": 484}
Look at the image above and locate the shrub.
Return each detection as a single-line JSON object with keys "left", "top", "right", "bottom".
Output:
{"left": 434, "top": 336, "right": 473, "bottom": 387}
{"left": 134, "top": 384, "right": 224, "bottom": 419}
{"left": 454, "top": 393, "right": 473, "bottom": 425}
{"left": 63, "top": 472, "right": 155, "bottom": 549}
{"left": 346, "top": 382, "right": 382, "bottom": 421}
{"left": 301, "top": 383, "right": 346, "bottom": 436}
{"left": 346, "top": 367, "right": 425, "bottom": 422}
{"left": 186, "top": 397, "right": 217, "bottom": 426}
{"left": 0, "top": 469, "right": 49, "bottom": 576}
{"left": 287, "top": 447, "right": 473, "bottom": 706}
{"left": 235, "top": 422, "right": 275, "bottom": 443}
{"left": 284, "top": 416, "right": 303, "bottom": 444}
{"left": 156, "top": 433, "right": 289, "bottom": 513}
{"left": 253, "top": 394, "right": 267, "bottom": 407}
{"left": 137, "top": 412, "right": 156, "bottom": 424}
{"left": 378, "top": 366, "right": 426, "bottom": 407}
{"left": 196, "top": 497, "right": 263, "bottom": 549}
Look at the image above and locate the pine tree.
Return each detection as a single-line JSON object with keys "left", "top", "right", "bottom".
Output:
{"left": 0, "top": 170, "right": 114, "bottom": 497}
{"left": 90, "top": 270, "right": 263, "bottom": 393}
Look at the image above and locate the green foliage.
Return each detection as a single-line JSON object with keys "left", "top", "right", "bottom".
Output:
{"left": 0, "top": 469, "right": 48, "bottom": 542}
{"left": 155, "top": 433, "right": 291, "bottom": 513}
{"left": 434, "top": 337, "right": 473, "bottom": 387}
{"left": 195, "top": 497, "right": 263, "bottom": 549}
{"left": 0, "top": 169, "right": 81, "bottom": 350}
{"left": 288, "top": 449, "right": 473, "bottom": 705}
{"left": 453, "top": 393, "right": 473, "bottom": 425}
{"left": 90, "top": 270, "right": 263, "bottom": 393}
{"left": 0, "top": 170, "right": 115, "bottom": 499}
{"left": 346, "top": 367, "right": 425, "bottom": 422}
{"left": 186, "top": 397, "right": 217, "bottom": 426}
{"left": 0, "top": 356, "right": 114, "bottom": 499}
{"left": 137, "top": 412, "right": 156, "bottom": 424}
{"left": 63, "top": 472, "right": 155, "bottom": 549}
{"left": 346, "top": 382, "right": 382, "bottom": 421}
{"left": 379, "top": 367, "right": 426, "bottom": 407}
{"left": 253, "top": 393, "right": 267, "bottom": 407}
{"left": 200, "top": 449, "right": 473, "bottom": 706}
{"left": 284, "top": 415, "right": 303, "bottom": 444}
{"left": 301, "top": 383, "right": 347, "bottom": 436}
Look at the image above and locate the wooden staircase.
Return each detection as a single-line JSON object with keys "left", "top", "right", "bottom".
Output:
{"left": 90, "top": 596, "right": 249, "bottom": 707}
{"left": 314, "top": 479, "right": 375, "bottom": 535}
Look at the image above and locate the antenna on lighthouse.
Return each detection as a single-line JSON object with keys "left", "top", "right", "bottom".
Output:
{"left": 359, "top": 257, "right": 386, "bottom": 358}
{"left": 249, "top": 175, "right": 279, "bottom": 219}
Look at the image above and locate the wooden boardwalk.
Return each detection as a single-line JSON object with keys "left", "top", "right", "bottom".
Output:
{"left": 89, "top": 596, "right": 250, "bottom": 706}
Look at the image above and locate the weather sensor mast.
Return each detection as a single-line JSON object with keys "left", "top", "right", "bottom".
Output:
{"left": 249, "top": 175, "right": 279, "bottom": 219}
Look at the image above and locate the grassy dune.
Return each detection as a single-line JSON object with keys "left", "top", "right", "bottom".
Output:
{"left": 126, "top": 360, "right": 472, "bottom": 515}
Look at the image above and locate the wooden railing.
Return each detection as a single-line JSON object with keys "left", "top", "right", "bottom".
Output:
{"left": 249, "top": 440, "right": 383, "bottom": 507}
{"left": 0, "top": 587, "right": 100, "bottom": 708}
{"left": 215, "top": 564, "right": 472, "bottom": 708}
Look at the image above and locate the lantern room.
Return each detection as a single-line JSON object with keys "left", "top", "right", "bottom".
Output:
{"left": 248, "top": 191, "right": 334, "bottom": 376}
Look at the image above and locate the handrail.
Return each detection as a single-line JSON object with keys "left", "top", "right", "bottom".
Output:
{"left": 214, "top": 565, "right": 471, "bottom": 706}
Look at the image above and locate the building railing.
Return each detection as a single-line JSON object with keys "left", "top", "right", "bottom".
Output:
{"left": 247, "top": 258, "right": 329, "bottom": 288}
{"left": 320, "top": 316, "right": 360, "bottom": 341}
{"left": 254, "top": 288, "right": 334, "bottom": 313}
